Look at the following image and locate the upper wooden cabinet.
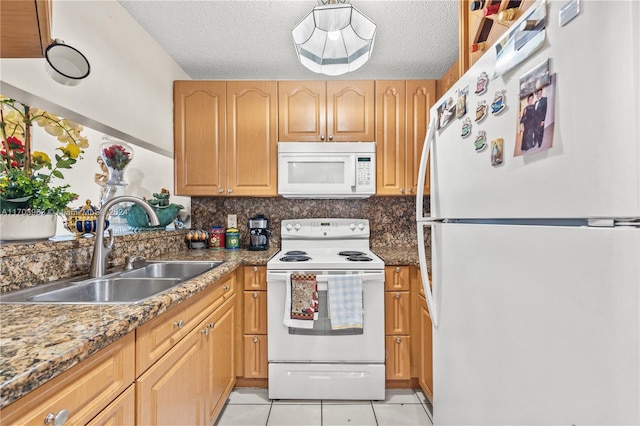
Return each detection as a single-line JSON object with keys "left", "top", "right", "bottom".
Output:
{"left": 0, "top": 0, "right": 52, "bottom": 58}
{"left": 278, "top": 80, "right": 375, "bottom": 142}
{"left": 376, "top": 80, "right": 436, "bottom": 196}
{"left": 174, "top": 81, "right": 226, "bottom": 196}
{"left": 174, "top": 81, "right": 277, "bottom": 196}
{"left": 226, "top": 81, "right": 278, "bottom": 196}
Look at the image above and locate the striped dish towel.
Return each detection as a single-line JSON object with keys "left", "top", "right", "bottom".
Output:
{"left": 327, "top": 274, "right": 363, "bottom": 330}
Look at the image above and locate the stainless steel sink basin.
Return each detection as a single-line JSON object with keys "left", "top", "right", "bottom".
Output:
{"left": 27, "top": 277, "right": 182, "bottom": 303}
{"left": 120, "top": 261, "right": 222, "bottom": 279}
{"left": 0, "top": 260, "right": 224, "bottom": 304}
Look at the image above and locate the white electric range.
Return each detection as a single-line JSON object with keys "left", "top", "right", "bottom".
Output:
{"left": 266, "top": 218, "right": 386, "bottom": 400}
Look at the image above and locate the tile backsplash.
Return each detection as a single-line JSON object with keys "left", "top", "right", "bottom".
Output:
{"left": 191, "top": 195, "right": 428, "bottom": 249}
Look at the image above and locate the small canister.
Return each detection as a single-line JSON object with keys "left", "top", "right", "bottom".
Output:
{"left": 209, "top": 226, "right": 225, "bottom": 250}
{"left": 225, "top": 227, "right": 240, "bottom": 250}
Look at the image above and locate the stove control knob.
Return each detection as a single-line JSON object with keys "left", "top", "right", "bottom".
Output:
{"left": 357, "top": 222, "right": 365, "bottom": 230}
{"left": 349, "top": 223, "right": 356, "bottom": 230}
{"left": 294, "top": 223, "right": 302, "bottom": 231}
{"left": 285, "top": 223, "right": 293, "bottom": 231}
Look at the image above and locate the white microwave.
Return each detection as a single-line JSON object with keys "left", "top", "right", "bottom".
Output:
{"left": 278, "top": 142, "right": 376, "bottom": 199}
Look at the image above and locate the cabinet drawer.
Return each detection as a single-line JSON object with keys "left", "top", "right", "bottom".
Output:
{"left": 243, "top": 334, "right": 268, "bottom": 379}
{"left": 244, "top": 265, "right": 267, "bottom": 291}
{"left": 0, "top": 333, "right": 135, "bottom": 425}
{"left": 243, "top": 290, "right": 267, "bottom": 334}
{"left": 385, "top": 335, "right": 411, "bottom": 380}
{"left": 385, "top": 266, "right": 410, "bottom": 291}
{"left": 384, "top": 291, "right": 410, "bottom": 335}
{"left": 136, "top": 274, "right": 236, "bottom": 375}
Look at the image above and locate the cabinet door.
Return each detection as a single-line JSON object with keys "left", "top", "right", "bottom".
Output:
{"left": 204, "top": 295, "right": 236, "bottom": 424}
{"left": 385, "top": 335, "right": 411, "bottom": 380}
{"left": 278, "top": 81, "right": 326, "bottom": 142}
{"left": 244, "top": 290, "right": 267, "bottom": 334}
{"left": 227, "top": 81, "right": 278, "bottom": 196}
{"left": 406, "top": 80, "right": 436, "bottom": 196}
{"left": 174, "top": 81, "right": 226, "bottom": 196}
{"left": 327, "top": 80, "right": 375, "bottom": 142}
{"left": 137, "top": 326, "right": 206, "bottom": 426}
{"left": 385, "top": 291, "right": 410, "bottom": 335}
{"left": 0, "top": 0, "right": 51, "bottom": 58}
{"left": 87, "top": 384, "right": 135, "bottom": 426}
{"left": 243, "top": 334, "right": 269, "bottom": 379}
{"left": 418, "top": 296, "right": 434, "bottom": 401}
{"left": 376, "top": 80, "right": 406, "bottom": 195}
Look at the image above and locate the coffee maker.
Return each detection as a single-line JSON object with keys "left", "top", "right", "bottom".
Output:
{"left": 248, "top": 214, "right": 269, "bottom": 251}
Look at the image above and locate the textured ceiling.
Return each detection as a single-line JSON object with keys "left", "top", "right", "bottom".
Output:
{"left": 118, "top": 0, "right": 459, "bottom": 80}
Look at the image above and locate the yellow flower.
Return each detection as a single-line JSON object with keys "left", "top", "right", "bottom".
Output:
{"left": 60, "top": 143, "right": 81, "bottom": 159}
{"left": 31, "top": 151, "right": 51, "bottom": 165}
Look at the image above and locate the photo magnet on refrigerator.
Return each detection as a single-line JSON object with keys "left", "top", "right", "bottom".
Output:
{"left": 456, "top": 86, "right": 469, "bottom": 118}
{"left": 491, "top": 138, "right": 504, "bottom": 166}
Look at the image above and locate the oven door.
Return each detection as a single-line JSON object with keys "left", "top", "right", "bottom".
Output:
{"left": 267, "top": 270, "right": 385, "bottom": 363}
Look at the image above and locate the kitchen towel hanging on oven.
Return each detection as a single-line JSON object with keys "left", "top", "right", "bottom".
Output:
{"left": 327, "top": 275, "right": 363, "bottom": 329}
{"left": 284, "top": 273, "right": 318, "bottom": 329}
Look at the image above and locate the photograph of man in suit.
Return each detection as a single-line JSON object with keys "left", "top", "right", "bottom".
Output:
{"left": 533, "top": 84, "right": 548, "bottom": 147}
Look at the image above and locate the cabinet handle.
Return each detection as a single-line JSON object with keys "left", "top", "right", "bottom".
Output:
{"left": 328, "top": 134, "right": 333, "bottom": 141}
{"left": 224, "top": 285, "right": 231, "bottom": 291}
{"left": 395, "top": 267, "right": 401, "bottom": 273}
{"left": 400, "top": 188, "right": 405, "bottom": 194}
{"left": 253, "top": 292, "right": 258, "bottom": 298}
{"left": 218, "top": 188, "right": 224, "bottom": 193}
{"left": 201, "top": 328, "right": 209, "bottom": 336}
{"left": 395, "top": 337, "right": 402, "bottom": 344}
{"left": 320, "top": 134, "right": 325, "bottom": 141}
{"left": 395, "top": 293, "right": 401, "bottom": 300}
{"left": 253, "top": 266, "right": 258, "bottom": 272}
{"left": 408, "top": 188, "right": 413, "bottom": 194}
{"left": 44, "top": 409, "right": 68, "bottom": 426}
{"left": 173, "top": 320, "right": 185, "bottom": 329}
{"left": 227, "top": 189, "right": 233, "bottom": 193}
{"left": 253, "top": 336, "right": 259, "bottom": 343}
{"left": 208, "top": 322, "right": 215, "bottom": 329}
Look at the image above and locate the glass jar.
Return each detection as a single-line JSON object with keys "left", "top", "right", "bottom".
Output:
{"left": 99, "top": 136, "right": 134, "bottom": 234}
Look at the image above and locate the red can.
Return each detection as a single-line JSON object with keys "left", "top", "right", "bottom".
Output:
{"left": 209, "top": 226, "right": 226, "bottom": 250}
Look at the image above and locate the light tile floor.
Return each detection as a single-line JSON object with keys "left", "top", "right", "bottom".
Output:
{"left": 215, "top": 388, "right": 433, "bottom": 426}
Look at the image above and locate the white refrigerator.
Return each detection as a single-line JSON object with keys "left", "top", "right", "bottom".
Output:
{"left": 416, "top": 0, "right": 640, "bottom": 424}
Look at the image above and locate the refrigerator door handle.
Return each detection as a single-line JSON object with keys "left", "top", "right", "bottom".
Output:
{"left": 417, "top": 221, "right": 438, "bottom": 327}
{"left": 416, "top": 117, "right": 436, "bottom": 221}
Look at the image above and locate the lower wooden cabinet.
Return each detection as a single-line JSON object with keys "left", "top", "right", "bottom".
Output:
{"left": 242, "top": 265, "right": 268, "bottom": 379}
{"left": 137, "top": 273, "right": 238, "bottom": 425}
{"left": 0, "top": 333, "right": 135, "bottom": 425}
{"left": 384, "top": 266, "right": 411, "bottom": 381}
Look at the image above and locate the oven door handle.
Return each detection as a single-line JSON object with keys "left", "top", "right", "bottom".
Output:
{"left": 267, "top": 272, "right": 385, "bottom": 284}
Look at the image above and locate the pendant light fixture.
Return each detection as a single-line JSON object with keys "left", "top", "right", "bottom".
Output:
{"left": 292, "top": 0, "right": 376, "bottom": 76}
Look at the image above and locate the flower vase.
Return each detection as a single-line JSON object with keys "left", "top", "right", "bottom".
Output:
{"left": 100, "top": 139, "right": 134, "bottom": 234}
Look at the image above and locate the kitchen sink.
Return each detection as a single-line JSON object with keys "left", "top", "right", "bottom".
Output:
{"left": 27, "top": 277, "right": 182, "bottom": 303}
{"left": 119, "top": 261, "right": 222, "bottom": 279}
{"left": 0, "top": 260, "right": 224, "bottom": 304}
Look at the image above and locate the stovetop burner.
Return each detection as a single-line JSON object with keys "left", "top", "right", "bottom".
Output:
{"left": 279, "top": 255, "right": 311, "bottom": 262}
{"left": 346, "top": 255, "right": 373, "bottom": 262}
{"left": 339, "top": 251, "right": 366, "bottom": 257}
{"left": 285, "top": 250, "right": 308, "bottom": 256}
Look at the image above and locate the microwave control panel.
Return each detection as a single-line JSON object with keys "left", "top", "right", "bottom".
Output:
{"left": 356, "top": 156, "right": 374, "bottom": 187}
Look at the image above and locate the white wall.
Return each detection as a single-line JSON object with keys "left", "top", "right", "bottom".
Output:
{"left": 0, "top": 0, "right": 195, "bottom": 235}
{"left": 0, "top": 0, "right": 190, "bottom": 155}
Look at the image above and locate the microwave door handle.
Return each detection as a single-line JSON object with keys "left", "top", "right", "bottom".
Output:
{"left": 350, "top": 155, "right": 356, "bottom": 187}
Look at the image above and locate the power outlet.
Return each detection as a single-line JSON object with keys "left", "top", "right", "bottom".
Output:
{"left": 227, "top": 214, "right": 237, "bottom": 228}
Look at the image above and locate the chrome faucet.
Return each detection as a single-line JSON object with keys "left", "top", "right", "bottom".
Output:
{"left": 89, "top": 196, "right": 160, "bottom": 278}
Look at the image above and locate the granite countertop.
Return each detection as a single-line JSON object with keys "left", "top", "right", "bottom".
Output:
{"left": 0, "top": 246, "right": 420, "bottom": 409}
